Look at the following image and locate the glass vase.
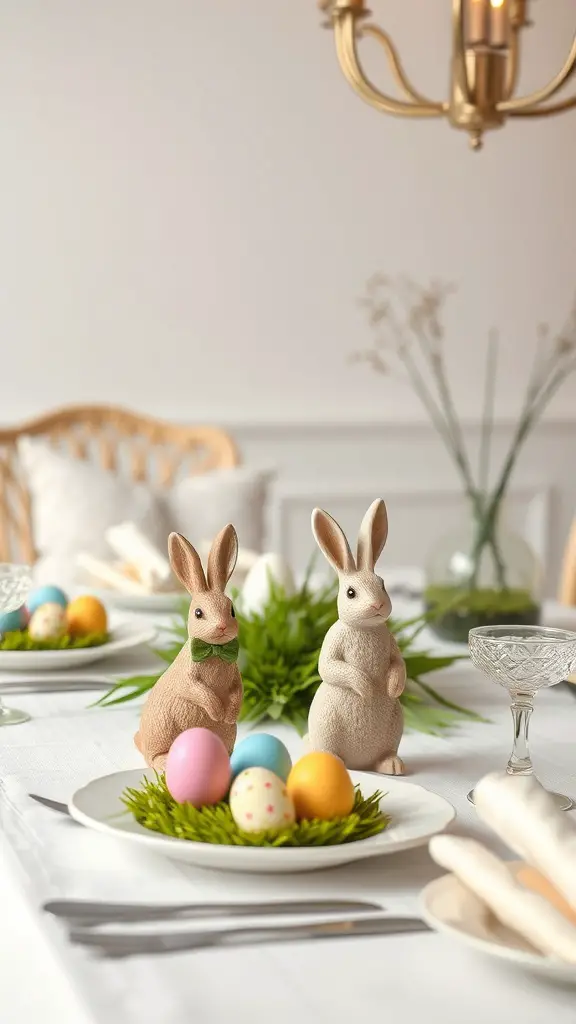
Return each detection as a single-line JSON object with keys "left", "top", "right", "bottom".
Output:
{"left": 424, "top": 502, "right": 541, "bottom": 643}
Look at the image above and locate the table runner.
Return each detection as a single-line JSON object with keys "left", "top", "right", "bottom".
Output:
{"left": 1, "top": 663, "right": 576, "bottom": 1024}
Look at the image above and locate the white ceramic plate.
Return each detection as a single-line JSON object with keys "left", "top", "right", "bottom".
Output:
{"left": 69, "top": 770, "right": 455, "bottom": 874}
{"left": 421, "top": 872, "right": 576, "bottom": 984}
{"left": 86, "top": 588, "right": 185, "bottom": 613}
{"left": 0, "top": 623, "right": 157, "bottom": 672}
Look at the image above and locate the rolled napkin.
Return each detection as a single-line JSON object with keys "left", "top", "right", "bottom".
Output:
{"left": 105, "top": 522, "right": 172, "bottom": 589}
{"left": 429, "top": 834, "right": 576, "bottom": 963}
{"left": 76, "top": 552, "right": 151, "bottom": 595}
{"left": 473, "top": 772, "right": 576, "bottom": 910}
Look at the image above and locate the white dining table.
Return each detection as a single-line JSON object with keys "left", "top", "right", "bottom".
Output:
{"left": 1, "top": 600, "right": 576, "bottom": 1024}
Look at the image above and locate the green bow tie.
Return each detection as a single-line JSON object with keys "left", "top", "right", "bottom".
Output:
{"left": 190, "top": 637, "right": 239, "bottom": 664}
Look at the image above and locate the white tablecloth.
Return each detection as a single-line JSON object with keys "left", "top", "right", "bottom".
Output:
{"left": 1, "top": 608, "right": 576, "bottom": 1024}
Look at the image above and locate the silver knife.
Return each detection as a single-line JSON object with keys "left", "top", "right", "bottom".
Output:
{"left": 45, "top": 897, "right": 383, "bottom": 926}
{"left": 0, "top": 677, "right": 113, "bottom": 695}
{"left": 71, "top": 916, "right": 430, "bottom": 958}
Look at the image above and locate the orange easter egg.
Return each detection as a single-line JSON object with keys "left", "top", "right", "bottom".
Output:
{"left": 66, "top": 595, "right": 108, "bottom": 636}
{"left": 286, "top": 751, "right": 355, "bottom": 820}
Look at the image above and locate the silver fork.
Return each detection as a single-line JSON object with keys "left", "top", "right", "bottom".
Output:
{"left": 70, "top": 915, "right": 430, "bottom": 958}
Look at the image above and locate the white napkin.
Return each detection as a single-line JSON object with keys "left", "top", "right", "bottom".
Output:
{"left": 474, "top": 772, "right": 576, "bottom": 908}
{"left": 430, "top": 834, "right": 576, "bottom": 963}
{"left": 430, "top": 771, "right": 576, "bottom": 963}
{"left": 105, "top": 522, "right": 172, "bottom": 588}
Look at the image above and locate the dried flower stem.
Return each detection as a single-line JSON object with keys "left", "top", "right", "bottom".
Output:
{"left": 354, "top": 278, "right": 576, "bottom": 593}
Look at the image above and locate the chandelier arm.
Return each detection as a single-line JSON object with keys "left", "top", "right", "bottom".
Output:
{"left": 498, "top": 31, "right": 576, "bottom": 112}
{"left": 358, "top": 24, "right": 440, "bottom": 107}
{"left": 508, "top": 92, "right": 576, "bottom": 117}
{"left": 335, "top": 14, "right": 445, "bottom": 117}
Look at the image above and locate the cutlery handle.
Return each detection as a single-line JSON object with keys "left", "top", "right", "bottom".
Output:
{"left": 45, "top": 898, "right": 382, "bottom": 924}
{"left": 219, "top": 916, "right": 430, "bottom": 947}
{"left": 72, "top": 916, "right": 430, "bottom": 957}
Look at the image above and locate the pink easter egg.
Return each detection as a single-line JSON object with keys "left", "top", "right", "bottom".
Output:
{"left": 165, "top": 728, "right": 231, "bottom": 807}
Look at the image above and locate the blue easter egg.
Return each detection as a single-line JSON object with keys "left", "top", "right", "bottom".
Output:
{"left": 0, "top": 607, "right": 25, "bottom": 634}
{"left": 230, "top": 734, "right": 292, "bottom": 782}
{"left": 26, "top": 585, "right": 68, "bottom": 615}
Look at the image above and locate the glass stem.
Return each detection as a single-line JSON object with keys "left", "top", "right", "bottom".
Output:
{"left": 507, "top": 693, "right": 534, "bottom": 776}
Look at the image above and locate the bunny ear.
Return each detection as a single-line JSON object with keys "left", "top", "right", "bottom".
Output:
{"left": 206, "top": 524, "right": 238, "bottom": 591}
{"left": 311, "top": 508, "right": 356, "bottom": 574}
{"left": 357, "top": 499, "right": 388, "bottom": 570}
{"left": 168, "top": 532, "right": 207, "bottom": 593}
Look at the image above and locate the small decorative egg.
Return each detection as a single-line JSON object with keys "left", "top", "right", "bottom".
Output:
{"left": 229, "top": 767, "right": 295, "bottom": 833}
{"left": 66, "top": 595, "right": 107, "bottom": 636}
{"left": 230, "top": 733, "right": 292, "bottom": 783}
{"left": 0, "top": 607, "right": 26, "bottom": 635}
{"left": 28, "top": 602, "right": 67, "bottom": 641}
{"left": 26, "top": 585, "right": 68, "bottom": 616}
{"left": 287, "top": 752, "right": 355, "bottom": 821}
{"left": 240, "top": 553, "right": 296, "bottom": 616}
{"left": 165, "top": 728, "right": 231, "bottom": 806}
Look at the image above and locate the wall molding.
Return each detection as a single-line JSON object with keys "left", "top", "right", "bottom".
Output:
{"left": 227, "top": 418, "right": 575, "bottom": 596}
{"left": 271, "top": 480, "right": 552, "bottom": 566}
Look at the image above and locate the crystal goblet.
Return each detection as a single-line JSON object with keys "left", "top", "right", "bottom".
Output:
{"left": 468, "top": 624, "right": 576, "bottom": 812}
{"left": 0, "top": 563, "right": 33, "bottom": 726}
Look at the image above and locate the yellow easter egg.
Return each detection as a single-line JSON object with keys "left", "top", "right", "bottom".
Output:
{"left": 66, "top": 596, "right": 108, "bottom": 637}
{"left": 286, "top": 752, "right": 355, "bottom": 820}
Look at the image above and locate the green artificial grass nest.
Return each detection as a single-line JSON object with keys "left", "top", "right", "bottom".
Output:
{"left": 0, "top": 629, "right": 109, "bottom": 651}
{"left": 122, "top": 775, "right": 390, "bottom": 847}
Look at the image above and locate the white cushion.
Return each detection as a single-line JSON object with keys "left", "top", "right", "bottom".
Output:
{"left": 17, "top": 437, "right": 273, "bottom": 587}
{"left": 18, "top": 437, "right": 166, "bottom": 585}
{"left": 164, "top": 467, "right": 273, "bottom": 553}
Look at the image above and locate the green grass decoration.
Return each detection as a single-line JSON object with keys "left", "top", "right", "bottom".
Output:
{"left": 96, "top": 565, "right": 485, "bottom": 735}
{"left": 0, "top": 629, "right": 109, "bottom": 651}
{"left": 122, "top": 774, "right": 389, "bottom": 847}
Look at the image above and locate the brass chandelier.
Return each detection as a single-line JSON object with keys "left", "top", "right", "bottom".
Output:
{"left": 318, "top": 0, "right": 576, "bottom": 150}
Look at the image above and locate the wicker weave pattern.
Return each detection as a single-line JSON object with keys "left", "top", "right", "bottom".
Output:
{"left": 0, "top": 405, "right": 238, "bottom": 563}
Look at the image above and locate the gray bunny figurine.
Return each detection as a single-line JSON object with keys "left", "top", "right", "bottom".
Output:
{"left": 308, "top": 499, "right": 406, "bottom": 774}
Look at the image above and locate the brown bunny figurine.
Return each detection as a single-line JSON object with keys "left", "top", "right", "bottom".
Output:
{"left": 134, "top": 525, "right": 242, "bottom": 771}
{"left": 308, "top": 499, "right": 406, "bottom": 775}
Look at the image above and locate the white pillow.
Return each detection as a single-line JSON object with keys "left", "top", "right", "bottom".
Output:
{"left": 18, "top": 437, "right": 166, "bottom": 585}
{"left": 18, "top": 437, "right": 273, "bottom": 586}
{"left": 164, "top": 467, "right": 274, "bottom": 553}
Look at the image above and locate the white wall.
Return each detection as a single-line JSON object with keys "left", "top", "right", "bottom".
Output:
{"left": 2, "top": 2, "right": 576, "bottom": 590}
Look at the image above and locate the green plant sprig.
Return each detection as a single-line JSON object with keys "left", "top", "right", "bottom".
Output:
{"left": 0, "top": 630, "right": 109, "bottom": 651}
{"left": 122, "top": 774, "right": 389, "bottom": 847}
{"left": 95, "top": 571, "right": 483, "bottom": 736}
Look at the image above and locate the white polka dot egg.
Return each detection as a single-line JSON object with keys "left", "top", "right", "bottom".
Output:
{"left": 229, "top": 767, "right": 295, "bottom": 834}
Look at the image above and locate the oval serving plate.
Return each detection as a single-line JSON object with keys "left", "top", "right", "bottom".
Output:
{"left": 69, "top": 769, "right": 455, "bottom": 874}
{"left": 0, "top": 623, "right": 156, "bottom": 672}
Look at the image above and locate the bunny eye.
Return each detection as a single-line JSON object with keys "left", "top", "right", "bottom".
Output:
{"left": 194, "top": 607, "right": 203, "bottom": 619}
{"left": 230, "top": 605, "right": 236, "bottom": 618}
{"left": 377, "top": 576, "right": 385, "bottom": 590}
{"left": 346, "top": 587, "right": 356, "bottom": 599}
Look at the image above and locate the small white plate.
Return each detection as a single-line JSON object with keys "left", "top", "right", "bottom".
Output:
{"left": 421, "top": 872, "right": 576, "bottom": 984}
{"left": 0, "top": 623, "right": 157, "bottom": 672}
{"left": 86, "top": 588, "right": 185, "bottom": 613}
{"left": 69, "top": 770, "right": 455, "bottom": 874}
